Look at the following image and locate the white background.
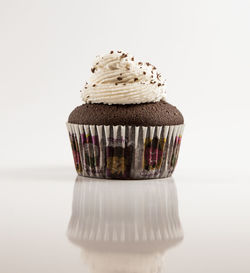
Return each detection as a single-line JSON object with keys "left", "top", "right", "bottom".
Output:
{"left": 1, "top": 2, "right": 250, "bottom": 272}
{"left": 0, "top": 0, "right": 250, "bottom": 176}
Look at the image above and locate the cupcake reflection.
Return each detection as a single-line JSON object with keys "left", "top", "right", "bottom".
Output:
{"left": 67, "top": 177, "right": 183, "bottom": 273}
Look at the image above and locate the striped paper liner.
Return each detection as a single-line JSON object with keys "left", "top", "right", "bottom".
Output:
{"left": 66, "top": 123, "right": 184, "bottom": 179}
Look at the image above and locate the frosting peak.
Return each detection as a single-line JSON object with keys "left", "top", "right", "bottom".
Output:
{"left": 81, "top": 51, "right": 167, "bottom": 105}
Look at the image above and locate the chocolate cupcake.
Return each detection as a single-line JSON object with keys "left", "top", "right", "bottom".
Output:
{"left": 67, "top": 51, "right": 184, "bottom": 179}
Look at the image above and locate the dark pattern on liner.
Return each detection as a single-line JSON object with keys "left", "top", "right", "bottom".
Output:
{"left": 68, "top": 125, "right": 183, "bottom": 179}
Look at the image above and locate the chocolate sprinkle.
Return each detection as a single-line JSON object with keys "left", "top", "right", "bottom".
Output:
{"left": 121, "top": 53, "right": 128, "bottom": 58}
{"left": 143, "top": 71, "right": 146, "bottom": 75}
{"left": 117, "top": 77, "right": 123, "bottom": 81}
{"left": 92, "top": 84, "right": 96, "bottom": 87}
{"left": 134, "top": 78, "right": 139, "bottom": 82}
{"left": 110, "top": 50, "right": 114, "bottom": 54}
{"left": 91, "top": 67, "right": 96, "bottom": 73}
{"left": 131, "top": 57, "right": 134, "bottom": 61}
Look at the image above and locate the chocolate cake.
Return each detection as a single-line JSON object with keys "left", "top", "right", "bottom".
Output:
{"left": 68, "top": 101, "right": 184, "bottom": 126}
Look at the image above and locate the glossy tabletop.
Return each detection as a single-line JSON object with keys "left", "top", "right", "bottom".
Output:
{"left": 0, "top": 167, "right": 249, "bottom": 273}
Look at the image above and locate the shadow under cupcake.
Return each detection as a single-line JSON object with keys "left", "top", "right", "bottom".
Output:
{"left": 67, "top": 51, "right": 184, "bottom": 179}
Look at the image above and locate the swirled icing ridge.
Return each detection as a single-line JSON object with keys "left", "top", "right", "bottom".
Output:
{"left": 81, "top": 51, "right": 167, "bottom": 105}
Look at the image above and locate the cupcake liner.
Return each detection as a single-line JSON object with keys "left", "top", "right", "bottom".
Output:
{"left": 66, "top": 123, "right": 184, "bottom": 179}
{"left": 67, "top": 176, "right": 183, "bottom": 251}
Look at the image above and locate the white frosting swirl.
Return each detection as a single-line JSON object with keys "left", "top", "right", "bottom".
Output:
{"left": 81, "top": 51, "right": 167, "bottom": 105}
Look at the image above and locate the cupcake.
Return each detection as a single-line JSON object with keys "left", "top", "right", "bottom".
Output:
{"left": 67, "top": 51, "right": 184, "bottom": 179}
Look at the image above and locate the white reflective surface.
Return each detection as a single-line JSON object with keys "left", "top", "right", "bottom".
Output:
{"left": 67, "top": 177, "right": 182, "bottom": 273}
{"left": 0, "top": 167, "right": 250, "bottom": 273}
